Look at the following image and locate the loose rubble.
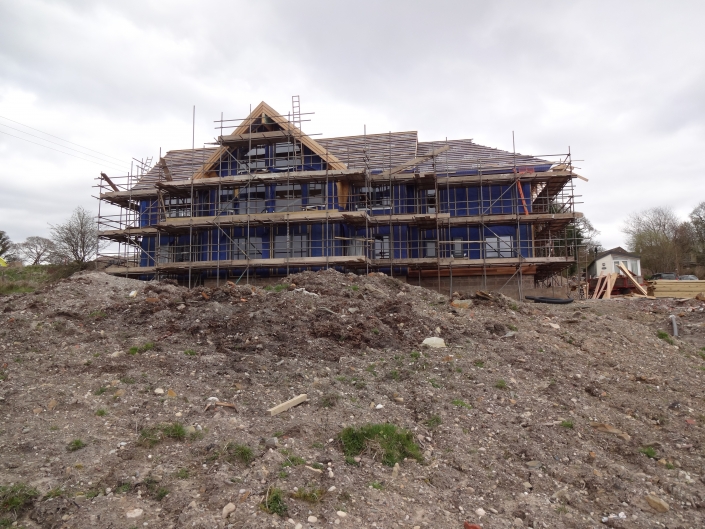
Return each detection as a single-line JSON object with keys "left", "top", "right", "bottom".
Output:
{"left": 0, "top": 268, "right": 704, "bottom": 528}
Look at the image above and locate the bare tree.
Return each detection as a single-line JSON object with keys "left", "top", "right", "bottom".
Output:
{"left": 0, "top": 230, "right": 12, "bottom": 259}
{"left": 15, "top": 236, "right": 56, "bottom": 265}
{"left": 50, "top": 207, "right": 102, "bottom": 264}
{"left": 622, "top": 206, "right": 690, "bottom": 274}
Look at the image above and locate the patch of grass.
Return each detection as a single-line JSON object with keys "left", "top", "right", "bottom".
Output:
{"left": 508, "top": 324, "right": 518, "bottom": 331}
{"left": 184, "top": 349, "right": 197, "bottom": 356}
{"left": 345, "top": 455, "right": 359, "bottom": 466}
{"left": 114, "top": 483, "right": 131, "bottom": 494}
{"left": 155, "top": 488, "right": 169, "bottom": 501}
{"left": 265, "top": 284, "right": 289, "bottom": 293}
{"left": 425, "top": 415, "right": 442, "bottom": 429}
{"left": 311, "top": 442, "right": 324, "bottom": 449}
{"left": 281, "top": 455, "right": 306, "bottom": 468}
{"left": 292, "top": 486, "right": 326, "bottom": 503}
{"left": 556, "top": 504, "right": 568, "bottom": 514}
{"left": 0, "top": 483, "right": 39, "bottom": 515}
{"left": 656, "top": 330, "right": 674, "bottom": 345}
{"left": 260, "top": 487, "right": 287, "bottom": 516}
{"left": 560, "top": 420, "right": 574, "bottom": 429}
{"left": 95, "top": 409, "right": 107, "bottom": 417}
{"left": 129, "top": 342, "right": 155, "bottom": 355}
{"left": 451, "top": 399, "right": 472, "bottom": 410}
{"left": 388, "top": 370, "right": 400, "bottom": 381}
{"left": 138, "top": 422, "right": 186, "bottom": 447}
{"left": 67, "top": 439, "right": 86, "bottom": 452}
{"left": 85, "top": 489, "right": 102, "bottom": 499}
{"left": 89, "top": 310, "right": 107, "bottom": 319}
{"left": 371, "top": 328, "right": 380, "bottom": 335}
{"left": 640, "top": 446, "right": 658, "bottom": 459}
{"left": 473, "top": 360, "right": 485, "bottom": 368}
{"left": 43, "top": 487, "right": 64, "bottom": 500}
{"left": 50, "top": 425, "right": 59, "bottom": 431}
{"left": 223, "top": 443, "right": 254, "bottom": 465}
{"left": 510, "top": 303, "right": 519, "bottom": 311}
{"left": 320, "top": 394, "right": 339, "bottom": 408}
{"left": 94, "top": 386, "right": 108, "bottom": 396}
{"left": 273, "top": 431, "right": 284, "bottom": 438}
{"left": 495, "top": 379, "right": 507, "bottom": 390}
{"left": 350, "top": 285, "right": 359, "bottom": 292}
{"left": 370, "top": 481, "right": 383, "bottom": 490}
{"left": 666, "top": 463, "right": 675, "bottom": 470}
{"left": 175, "top": 468, "right": 189, "bottom": 479}
{"left": 338, "top": 423, "right": 423, "bottom": 467}
{"left": 429, "top": 379, "right": 440, "bottom": 389}
{"left": 410, "top": 351, "right": 420, "bottom": 360}
{"left": 366, "top": 364, "right": 377, "bottom": 376}
{"left": 119, "top": 376, "right": 135, "bottom": 384}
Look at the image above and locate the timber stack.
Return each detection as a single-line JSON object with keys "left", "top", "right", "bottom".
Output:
{"left": 646, "top": 280, "right": 705, "bottom": 299}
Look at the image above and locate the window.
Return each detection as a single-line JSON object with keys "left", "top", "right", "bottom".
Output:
{"left": 452, "top": 237, "right": 464, "bottom": 258}
{"left": 346, "top": 237, "right": 366, "bottom": 256}
{"left": 274, "top": 184, "right": 302, "bottom": 211}
{"left": 307, "top": 183, "right": 325, "bottom": 209}
{"left": 356, "top": 186, "right": 391, "bottom": 211}
{"left": 219, "top": 192, "right": 236, "bottom": 215}
{"left": 166, "top": 197, "right": 191, "bottom": 218}
{"left": 425, "top": 189, "right": 436, "bottom": 214}
{"left": 424, "top": 241, "right": 436, "bottom": 258}
{"left": 239, "top": 185, "right": 266, "bottom": 214}
{"left": 374, "top": 236, "right": 390, "bottom": 259}
{"left": 485, "top": 236, "right": 513, "bottom": 258}
{"left": 230, "top": 237, "right": 263, "bottom": 260}
{"left": 274, "top": 234, "right": 308, "bottom": 258}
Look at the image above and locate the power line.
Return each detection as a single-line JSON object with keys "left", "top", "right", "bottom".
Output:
{"left": 0, "top": 129, "right": 129, "bottom": 172}
{"left": 0, "top": 114, "right": 126, "bottom": 164}
{"left": 0, "top": 122, "right": 128, "bottom": 170}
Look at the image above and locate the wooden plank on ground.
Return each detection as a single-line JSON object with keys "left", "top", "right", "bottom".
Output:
{"left": 267, "top": 394, "right": 308, "bottom": 416}
{"left": 617, "top": 263, "right": 647, "bottom": 295}
{"left": 591, "top": 275, "right": 605, "bottom": 299}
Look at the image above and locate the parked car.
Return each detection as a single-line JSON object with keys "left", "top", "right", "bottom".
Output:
{"left": 650, "top": 273, "right": 678, "bottom": 280}
{"left": 679, "top": 274, "right": 699, "bottom": 280}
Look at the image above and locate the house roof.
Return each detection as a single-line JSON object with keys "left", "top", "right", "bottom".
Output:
{"left": 587, "top": 246, "right": 640, "bottom": 268}
{"left": 133, "top": 101, "right": 556, "bottom": 188}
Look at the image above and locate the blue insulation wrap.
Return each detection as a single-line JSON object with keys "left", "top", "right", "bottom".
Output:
{"left": 140, "top": 200, "right": 158, "bottom": 227}
{"left": 440, "top": 183, "right": 532, "bottom": 216}
{"left": 139, "top": 236, "right": 156, "bottom": 267}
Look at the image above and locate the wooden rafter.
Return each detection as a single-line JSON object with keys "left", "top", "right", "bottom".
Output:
{"left": 378, "top": 145, "right": 450, "bottom": 178}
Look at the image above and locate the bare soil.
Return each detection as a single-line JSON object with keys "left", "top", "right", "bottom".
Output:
{"left": 1, "top": 269, "right": 704, "bottom": 529}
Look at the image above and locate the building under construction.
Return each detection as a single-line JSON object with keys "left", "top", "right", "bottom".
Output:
{"left": 97, "top": 99, "right": 584, "bottom": 298}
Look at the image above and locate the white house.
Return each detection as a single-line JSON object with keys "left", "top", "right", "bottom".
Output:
{"left": 587, "top": 246, "right": 641, "bottom": 278}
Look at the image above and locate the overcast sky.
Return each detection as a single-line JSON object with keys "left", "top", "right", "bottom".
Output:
{"left": 1, "top": 0, "right": 704, "bottom": 250}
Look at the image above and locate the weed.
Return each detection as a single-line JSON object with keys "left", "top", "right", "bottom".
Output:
{"left": 279, "top": 470, "right": 288, "bottom": 479}
{"left": 94, "top": 386, "right": 107, "bottom": 396}
{"left": 451, "top": 399, "right": 472, "bottom": 410}
{"left": 366, "top": 364, "right": 377, "bottom": 376}
{"left": 312, "top": 462, "right": 324, "bottom": 470}
{"left": 260, "top": 487, "right": 287, "bottom": 516}
{"left": 273, "top": 431, "right": 284, "bottom": 438}
{"left": 95, "top": 409, "right": 107, "bottom": 417}
{"left": 495, "top": 379, "right": 507, "bottom": 390}
{"left": 344, "top": 455, "right": 359, "bottom": 466}
{"left": 640, "top": 446, "right": 658, "bottom": 459}
{"left": 556, "top": 504, "right": 568, "bottom": 514}
{"left": 120, "top": 376, "right": 135, "bottom": 384}
{"left": 410, "top": 351, "right": 420, "bottom": 360}
{"left": 292, "top": 486, "right": 326, "bottom": 503}
{"left": 129, "top": 342, "right": 156, "bottom": 355}
{"left": 89, "top": 311, "right": 107, "bottom": 319}
{"left": 50, "top": 425, "right": 59, "bottom": 431}
{"left": 43, "top": 487, "right": 64, "bottom": 500}
{"left": 560, "top": 420, "right": 574, "bottom": 429}
{"left": 114, "top": 483, "right": 131, "bottom": 494}
{"left": 508, "top": 324, "right": 518, "bottom": 331}
{"left": 138, "top": 422, "right": 186, "bottom": 447}
{"left": 67, "top": 439, "right": 86, "bottom": 452}
{"left": 666, "top": 463, "right": 675, "bottom": 470}
{"left": 473, "top": 360, "right": 485, "bottom": 368}
{"left": 429, "top": 379, "right": 440, "bottom": 389}
{"left": 281, "top": 455, "right": 306, "bottom": 468}
{"left": 175, "top": 468, "right": 189, "bottom": 479}
{"left": 85, "top": 489, "right": 102, "bottom": 499}
{"left": 184, "top": 349, "right": 197, "bottom": 356}
{"left": 265, "top": 284, "right": 289, "bottom": 293}
{"left": 93, "top": 353, "right": 100, "bottom": 357}
{"left": 370, "top": 481, "right": 383, "bottom": 490}
{"left": 320, "top": 394, "right": 339, "bottom": 408}
{"left": 0, "top": 483, "right": 39, "bottom": 516}
{"left": 350, "top": 285, "right": 359, "bottom": 292}
{"left": 338, "top": 423, "right": 423, "bottom": 467}
{"left": 510, "top": 303, "right": 519, "bottom": 311}
{"left": 425, "top": 415, "right": 443, "bottom": 429}
{"left": 656, "top": 330, "right": 674, "bottom": 345}
{"left": 388, "top": 370, "right": 400, "bottom": 381}
{"left": 339, "top": 491, "right": 352, "bottom": 502}
{"left": 372, "top": 328, "right": 380, "bottom": 335}
{"left": 223, "top": 443, "right": 254, "bottom": 465}
{"left": 155, "top": 488, "right": 169, "bottom": 501}
{"left": 311, "top": 442, "right": 324, "bottom": 449}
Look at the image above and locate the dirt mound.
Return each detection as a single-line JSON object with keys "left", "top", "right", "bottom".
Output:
{"left": 0, "top": 269, "right": 704, "bottom": 528}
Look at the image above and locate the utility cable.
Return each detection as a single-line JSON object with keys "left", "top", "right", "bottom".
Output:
{"left": 0, "top": 129, "right": 128, "bottom": 171}
{"left": 0, "top": 114, "right": 126, "bottom": 163}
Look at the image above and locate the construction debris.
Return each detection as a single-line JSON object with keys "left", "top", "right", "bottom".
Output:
{"left": 267, "top": 394, "right": 308, "bottom": 416}
{"left": 647, "top": 279, "right": 705, "bottom": 298}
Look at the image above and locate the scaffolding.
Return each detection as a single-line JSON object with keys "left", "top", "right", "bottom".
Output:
{"left": 96, "top": 99, "right": 585, "bottom": 298}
